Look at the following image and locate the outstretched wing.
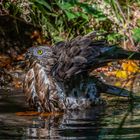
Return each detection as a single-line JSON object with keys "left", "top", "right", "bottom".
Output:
{"left": 53, "top": 32, "right": 140, "bottom": 81}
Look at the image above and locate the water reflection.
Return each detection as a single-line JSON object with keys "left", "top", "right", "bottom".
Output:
{"left": 1, "top": 91, "right": 140, "bottom": 139}
{"left": 25, "top": 106, "right": 105, "bottom": 139}
{"left": 22, "top": 103, "right": 140, "bottom": 140}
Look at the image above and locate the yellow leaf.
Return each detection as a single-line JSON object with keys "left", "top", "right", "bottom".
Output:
{"left": 116, "top": 70, "right": 128, "bottom": 79}
{"left": 129, "top": 61, "right": 138, "bottom": 72}
{"left": 122, "top": 61, "right": 139, "bottom": 73}
{"left": 115, "top": 81, "right": 122, "bottom": 87}
{"left": 128, "top": 64, "right": 137, "bottom": 72}
{"left": 122, "top": 62, "right": 128, "bottom": 71}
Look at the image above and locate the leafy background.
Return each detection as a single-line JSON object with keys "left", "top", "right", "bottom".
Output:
{"left": 0, "top": 0, "right": 140, "bottom": 88}
{"left": 2, "top": 0, "right": 140, "bottom": 45}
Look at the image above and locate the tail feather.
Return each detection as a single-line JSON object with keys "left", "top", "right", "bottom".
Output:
{"left": 88, "top": 46, "right": 140, "bottom": 70}
{"left": 104, "top": 84, "right": 132, "bottom": 97}
{"left": 94, "top": 76, "right": 136, "bottom": 98}
{"left": 101, "top": 82, "right": 140, "bottom": 100}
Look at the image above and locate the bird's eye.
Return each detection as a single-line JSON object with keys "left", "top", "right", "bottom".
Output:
{"left": 37, "top": 49, "right": 43, "bottom": 55}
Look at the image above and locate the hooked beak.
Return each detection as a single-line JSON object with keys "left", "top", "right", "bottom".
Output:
{"left": 24, "top": 52, "right": 31, "bottom": 60}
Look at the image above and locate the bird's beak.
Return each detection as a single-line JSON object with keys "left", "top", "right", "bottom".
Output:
{"left": 24, "top": 52, "right": 31, "bottom": 60}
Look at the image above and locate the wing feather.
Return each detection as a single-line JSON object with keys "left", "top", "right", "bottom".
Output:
{"left": 53, "top": 31, "right": 140, "bottom": 81}
{"left": 53, "top": 33, "right": 111, "bottom": 80}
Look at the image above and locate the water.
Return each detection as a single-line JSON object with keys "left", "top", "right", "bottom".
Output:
{"left": 1, "top": 89, "right": 140, "bottom": 140}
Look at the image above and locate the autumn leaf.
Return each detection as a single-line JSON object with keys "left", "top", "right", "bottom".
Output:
{"left": 16, "top": 54, "right": 25, "bottom": 61}
{"left": 0, "top": 54, "right": 11, "bottom": 67}
{"left": 116, "top": 70, "right": 128, "bottom": 79}
{"left": 16, "top": 111, "right": 40, "bottom": 116}
{"left": 115, "top": 81, "right": 122, "bottom": 87}
{"left": 122, "top": 61, "right": 139, "bottom": 73}
{"left": 31, "top": 30, "right": 40, "bottom": 39}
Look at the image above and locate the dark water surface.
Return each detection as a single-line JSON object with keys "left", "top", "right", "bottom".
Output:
{"left": 0, "top": 90, "right": 140, "bottom": 140}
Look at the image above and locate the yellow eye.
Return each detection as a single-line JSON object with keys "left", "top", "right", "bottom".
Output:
{"left": 37, "top": 50, "right": 43, "bottom": 55}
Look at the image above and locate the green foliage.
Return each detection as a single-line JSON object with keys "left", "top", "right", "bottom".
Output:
{"left": 1, "top": 0, "right": 140, "bottom": 47}
{"left": 107, "top": 33, "right": 123, "bottom": 44}
{"left": 132, "top": 28, "right": 140, "bottom": 42}
{"left": 29, "top": 0, "right": 107, "bottom": 42}
{"left": 59, "top": 1, "right": 107, "bottom": 21}
{"left": 29, "top": 0, "right": 92, "bottom": 42}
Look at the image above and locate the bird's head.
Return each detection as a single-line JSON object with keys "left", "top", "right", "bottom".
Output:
{"left": 25, "top": 46, "right": 56, "bottom": 69}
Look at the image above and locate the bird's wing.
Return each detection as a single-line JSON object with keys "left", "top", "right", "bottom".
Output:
{"left": 53, "top": 32, "right": 140, "bottom": 80}
{"left": 62, "top": 72, "right": 133, "bottom": 99}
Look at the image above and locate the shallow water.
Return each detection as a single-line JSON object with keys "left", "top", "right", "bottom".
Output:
{"left": 0, "top": 90, "right": 140, "bottom": 140}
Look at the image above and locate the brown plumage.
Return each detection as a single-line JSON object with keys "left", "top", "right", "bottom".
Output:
{"left": 24, "top": 32, "right": 140, "bottom": 112}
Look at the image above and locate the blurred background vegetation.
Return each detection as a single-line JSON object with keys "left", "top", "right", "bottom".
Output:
{"left": 1, "top": 0, "right": 140, "bottom": 47}
{"left": 0, "top": 0, "right": 140, "bottom": 88}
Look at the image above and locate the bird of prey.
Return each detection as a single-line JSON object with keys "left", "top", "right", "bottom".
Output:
{"left": 24, "top": 32, "right": 140, "bottom": 112}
